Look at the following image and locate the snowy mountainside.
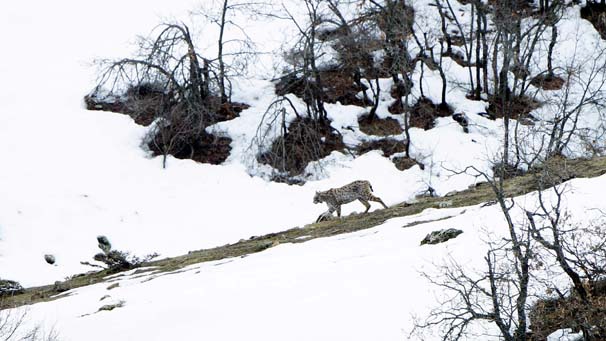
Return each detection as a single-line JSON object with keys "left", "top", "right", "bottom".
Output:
{"left": 9, "top": 172, "right": 606, "bottom": 341}
{"left": 1, "top": 0, "right": 606, "bottom": 340}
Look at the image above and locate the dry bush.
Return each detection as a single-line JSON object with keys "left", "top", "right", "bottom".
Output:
{"left": 529, "top": 283, "right": 606, "bottom": 340}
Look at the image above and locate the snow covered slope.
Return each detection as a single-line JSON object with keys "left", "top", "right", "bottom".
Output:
{"left": 1, "top": 0, "right": 606, "bottom": 339}
{"left": 9, "top": 173, "right": 606, "bottom": 341}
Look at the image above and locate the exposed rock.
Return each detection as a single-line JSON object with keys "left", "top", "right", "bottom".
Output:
{"left": 53, "top": 280, "right": 70, "bottom": 293}
{"left": 98, "top": 300, "right": 125, "bottom": 312}
{"left": 106, "top": 283, "right": 120, "bottom": 290}
{"left": 44, "top": 254, "right": 56, "bottom": 265}
{"left": 420, "top": 228, "right": 463, "bottom": 245}
{"left": 97, "top": 235, "right": 112, "bottom": 253}
{"left": 452, "top": 112, "right": 469, "bottom": 133}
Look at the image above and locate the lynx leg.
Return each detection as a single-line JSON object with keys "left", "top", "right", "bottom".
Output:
{"left": 317, "top": 206, "right": 336, "bottom": 222}
{"left": 370, "top": 195, "right": 388, "bottom": 209}
{"left": 359, "top": 199, "right": 371, "bottom": 213}
{"left": 336, "top": 206, "right": 341, "bottom": 217}
{"left": 316, "top": 214, "right": 323, "bottom": 223}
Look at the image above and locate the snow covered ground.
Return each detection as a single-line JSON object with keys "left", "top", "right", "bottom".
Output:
{"left": 8, "top": 173, "right": 606, "bottom": 341}
{"left": 1, "top": 0, "right": 606, "bottom": 340}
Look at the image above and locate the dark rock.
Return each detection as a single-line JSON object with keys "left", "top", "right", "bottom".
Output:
{"left": 452, "top": 112, "right": 469, "bottom": 133}
{"left": 53, "top": 281, "right": 70, "bottom": 293}
{"left": 97, "top": 235, "right": 112, "bottom": 253}
{"left": 476, "top": 111, "right": 494, "bottom": 120}
{"left": 420, "top": 228, "right": 464, "bottom": 245}
{"left": 44, "top": 254, "right": 56, "bottom": 265}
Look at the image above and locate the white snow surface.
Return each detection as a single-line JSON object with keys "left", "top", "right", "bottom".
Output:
{"left": 1, "top": 0, "right": 606, "bottom": 340}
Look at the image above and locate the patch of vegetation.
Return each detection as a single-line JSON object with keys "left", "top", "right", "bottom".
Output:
{"left": 86, "top": 23, "right": 251, "bottom": 168}
{"left": 0, "top": 279, "right": 24, "bottom": 297}
{"left": 83, "top": 236, "right": 159, "bottom": 273}
{"left": 529, "top": 280, "right": 606, "bottom": 340}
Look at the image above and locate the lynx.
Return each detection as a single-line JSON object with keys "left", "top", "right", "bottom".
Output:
{"left": 313, "top": 180, "right": 388, "bottom": 222}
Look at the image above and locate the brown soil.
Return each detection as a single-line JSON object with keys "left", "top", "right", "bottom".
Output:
{"left": 148, "top": 131, "right": 232, "bottom": 165}
{"left": 393, "top": 156, "right": 423, "bottom": 171}
{"left": 487, "top": 94, "right": 541, "bottom": 120}
{"left": 410, "top": 97, "right": 454, "bottom": 130}
{"left": 357, "top": 138, "right": 407, "bottom": 157}
{"left": 358, "top": 115, "right": 403, "bottom": 136}
{"left": 85, "top": 85, "right": 248, "bottom": 165}
{"left": 84, "top": 93, "right": 162, "bottom": 126}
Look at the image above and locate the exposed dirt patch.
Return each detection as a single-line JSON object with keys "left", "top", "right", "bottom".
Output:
{"left": 581, "top": 1, "right": 606, "bottom": 39}
{"left": 85, "top": 88, "right": 165, "bottom": 127}
{"left": 393, "top": 156, "right": 423, "bottom": 171}
{"left": 410, "top": 97, "right": 454, "bottom": 130}
{"left": 215, "top": 101, "right": 250, "bottom": 122}
{"left": 148, "top": 131, "right": 232, "bottom": 165}
{"left": 530, "top": 73, "right": 565, "bottom": 90}
{"left": 86, "top": 85, "right": 246, "bottom": 165}
{"left": 357, "top": 139, "right": 407, "bottom": 157}
{"left": 487, "top": 94, "right": 541, "bottom": 120}
{"left": 258, "top": 117, "right": 344, "bottom": 175}
{"left": 358, "top": 115, "right": 403, "bottom": 136}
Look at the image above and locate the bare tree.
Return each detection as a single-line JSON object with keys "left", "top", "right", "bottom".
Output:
{"left": 90, "top": 22, "right": 227, "bottom": 168}
{"left": 196, "top": 0, "right": 262, "bottom": 103}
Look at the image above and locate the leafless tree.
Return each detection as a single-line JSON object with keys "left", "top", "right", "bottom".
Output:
{"left": 195, "top": 0, "right": 263, "bottom": 103}
{"left": 90, "top": 22, "right": 227, "bottom": 168}
{"left": 414, "top": 160, "right": 535, "bottom": 340}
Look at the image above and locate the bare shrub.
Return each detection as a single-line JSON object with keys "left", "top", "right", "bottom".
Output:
{"left": 0, "top": 307, "right": 59, "bottom": 341}
{"left": 83, "top": 236, "right": 158, "bottom": 273}
{"left": 257, "top": 116, "right": 344, "bottom": 176}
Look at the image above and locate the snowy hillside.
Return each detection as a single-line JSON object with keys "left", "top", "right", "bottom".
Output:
{"left": 2, "top": 0, "right": 606, "bottom": 340}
